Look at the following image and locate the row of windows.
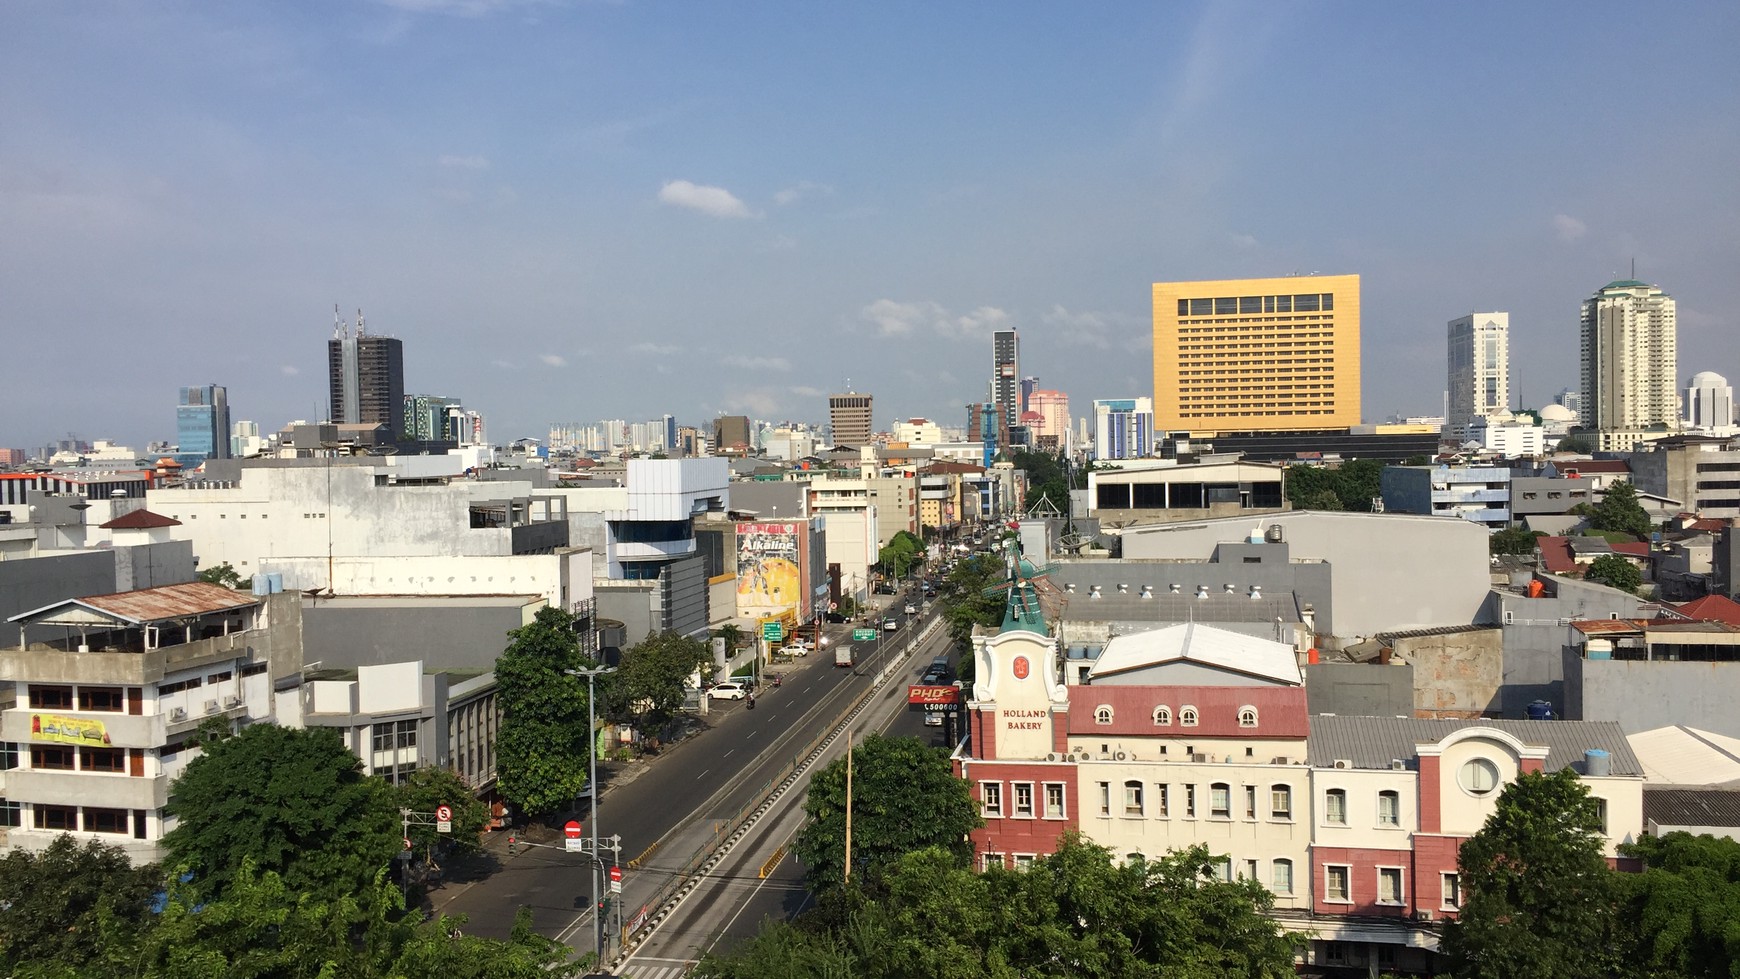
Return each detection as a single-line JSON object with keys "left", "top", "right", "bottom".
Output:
{"left": 980, "top": 780, "right": 1067, "bottom": 819}
{"left": 27, "top": 746, "right": 137, "bottom": 774}
{"left": 1178, "top": 409, "right": 1341, "bottom": 418}
{"left": 1091, "top": 780, "right": 1298, "bottom": 821}
{"left": 27, "top": 685, "right": 125, "bottom": 711}
{"left": 21, "top": 803, "right": 149, "bottom": 838}
{"left": 1322, "top": 865, "right": 1461, "bottom": 909}
{"left": 1176, "top": 294, "right": 1337, "bottom": 316}
{"left": 1091, "top": 704, "right": 1258, "bottom": 728}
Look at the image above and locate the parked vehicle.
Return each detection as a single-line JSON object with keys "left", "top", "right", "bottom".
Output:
{"left": 835, "top": 645, "right": 854, "bottom": 668}
{"left": 883, "top": 618, "right": 899, "bottom": 632}
{"left": 707, "top": 681, "right": 750, "bottom": 701}
{"left": 784, "top": 638, "right": 813, "bottom": 656}
{"left": 924, "top": 710, "right": 945, "bottom": 726}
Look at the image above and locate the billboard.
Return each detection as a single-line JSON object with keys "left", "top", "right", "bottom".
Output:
{"left": 32, "top": 714, "right": 111, "bottom": 746}
{"left": 737, "top": 522, "right": 804, "bottom": 618}
{"left": 906, "top": 685, "right": 962, "bottom": 705}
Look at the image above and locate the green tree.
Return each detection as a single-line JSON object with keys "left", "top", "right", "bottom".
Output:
{"left": 1585, "top": 553, "right": 1643, "bottom": 594}
{"left": 1440, "top": 768, "right": 1621, "bottom": 979}
{"left": 616, "top": 630, "right": 711, "bottom": 729}
{"left": 794, "top": 734, "right": 981, "bottom": 895}
{"left": 196, "top": 561, "right": 247, "bottom": 590}
{"left": 1589, "top": 479, "right": 1653, "bottom": 537}
{"left": 878, "top": 530, "right": 926, "bottom": 580}
{"left": 394, "top": 767, "right": 492, "bottom": 858}
{"left": 937, "top": 553, "right": 1004, "bottom": 656}
{"left": 1336, "top": 458, "right": 1385, "bottom": 512}
{"left": 1489, "top": 527, "right": 1544, "bottom": 555}
{"left": 161, "top": 724, "right": 400, "bottom": 905}
{"left": 0, "top": 836, "right": 162, "bottom": 973}
{"left": 1402, "top": 454, "right": 1433, "bottom": 466}
{"left": 1556, "top": 434, "right": 1596, "bottom": 454}
{"left": 1618, "top": 831, "right": 1740, "bottom": 979}
{"left": 494, "top": 606, "right": 594, "bottom": 819}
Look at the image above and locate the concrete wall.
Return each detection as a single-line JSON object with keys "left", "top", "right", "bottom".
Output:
{"left": 300, "top": 597, "right": 539, "bottom": 671}
{"left": 1, "top": 545, "right": 194, "bottom": 647}
{"left": 1390, "top": 629, "right": 1502, "bottom": 718}
{"left": 1121, "top": 512, "right": 1489, "bottom": 638}
{"left": 1487, "top": 577, "right": 1648, "bottom": 718}
{"left": 114, "top": 540, "right": 197, "bottom": 593}
{"left": 595, "top": 582, "right": 659, "bottom": 648}
{"left": 1305, "top": 663, "right": 1413, "bottom": 717}
{"left": 659, "top": 554, "right": 711, "bottom": 639}
{"left": 1567, "top": 658, "right": 1740, "bottom": 739}
{"left": 259, "top": 549, "right": 592, "bottom": 610}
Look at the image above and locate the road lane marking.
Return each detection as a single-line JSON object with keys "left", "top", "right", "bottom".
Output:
{"left": 723, "top": 748, "right": 733, "bottom": 757}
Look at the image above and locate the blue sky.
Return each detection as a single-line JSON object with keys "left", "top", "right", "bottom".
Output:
{"left": 3, "top": 1, "right": 1737, "bottom": 450}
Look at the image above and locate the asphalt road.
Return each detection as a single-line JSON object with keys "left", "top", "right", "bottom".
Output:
{"left": 427, "top": 589, "right": 940, "bottom": 960}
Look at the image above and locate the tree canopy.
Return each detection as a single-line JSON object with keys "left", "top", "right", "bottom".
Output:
{"left": 793, "top": 733, "right": 981, "bottom": 895}
{"left": 1441, "top": 768, "right": 1621, "bottom": 979}
{"left": 1489, "top": 526, "right": 1544, "bottom": 555}
{"left": 1284, "top": 458, "right": 1384, "bottom": 512}
{"left": 161, "top": 723, "right": 401, "bottom": 905}
{"left": 0, "top": 836, "right": 163, "bottom": 973}
{"left": 1618, "top": 831, "right": 1740, "bottom": 979}
{"left": 195, "top": 561, "right": 247, "bottom": 590}
{"left": 937, "top": 552, "right": 1005, "bottom": 656}
{"left": 613, "top": 630, "right": 710, "bottom": 730}
{"left": 1585, "top": 553, "right": 1643, "bottom": 594}
{"left": 1555, "top": 434, "right": 1595, "bottom": 454}
{"left": 395, "top": 766, "right": 493, "bottom": 858}
{"left": 494, "top": 605, "right": 595, "bottom": 819}
{"left": 1589, "top": 479, "right": 1653, "bottom": 537}
{"left": 878, "top": 530, "right": 926, "bottom": 580}
{"left": 699, "top": 836, "right": 1300, "bottom": 978}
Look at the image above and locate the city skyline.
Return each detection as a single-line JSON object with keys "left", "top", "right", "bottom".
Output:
{"left": 3, "top": 3, "right": 1737, "bottom": 450}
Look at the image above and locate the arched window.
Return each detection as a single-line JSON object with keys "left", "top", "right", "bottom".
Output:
{"left": 1153, "top": 706, "right": 1171, "bottom": 726}
{"left": 1238, "top": 706, "right": 1258, "bottom": 728}
{"left": 1180, "top": 706, "right": 1199, "bottom": 727}
{"left": 1094, "top": 705, "right": 1114, "bottom": 725}
{"left": 1325, "top": 788, "right": 1348, "bottom": 824}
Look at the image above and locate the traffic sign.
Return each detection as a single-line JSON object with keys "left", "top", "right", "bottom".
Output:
{"left": 763, "top": 621, "right": 784, "bottom": 641}
{"left": 436, "top": 804, "right": 453, "bottom": 833}
{"left": 403, "top": 837, "right": 413, "bottom": 851}
{"left": 852, "top": 628, "right": 877, "bottom": 642}
{"left": 564, "top": 819, "right": 584, "bottom": 853}
{"left": 609, "top": 865, "right": 623, "bottom": 893}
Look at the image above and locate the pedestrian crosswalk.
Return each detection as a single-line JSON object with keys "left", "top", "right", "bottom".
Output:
{"left": 614, "top": 956, "right": 698, "bottom": 979}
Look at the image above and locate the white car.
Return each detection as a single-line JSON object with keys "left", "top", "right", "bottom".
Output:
{"left": 785, "top": 638, "right": 813, "bottom": 655}
{"left": 904, "top": 603, "right": 918, "bottom": 615}
{"left": 707, "top": 681, "right": 750, "bottom": 701}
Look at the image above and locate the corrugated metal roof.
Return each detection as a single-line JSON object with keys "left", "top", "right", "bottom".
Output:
{"left": 8, "top": 581, "right": 260, "bottom": 626}
{"left": 1644, "top": 788, "right": 1740, "bottom": 828}
{"left": 1306, "top": 715, "right": 1643, "bottom": 775}
{"left": 1627, "top": 725, "right": 1740, "bottom": 786}
{"left": 1060, "top": 592, "right": 1303, "bottom": 625}
{"left": 1570, "top": 619, "right": 1645, "bottom": 635}
{"left": 1090, "top": 621, "right": 1301, "bottom": 685}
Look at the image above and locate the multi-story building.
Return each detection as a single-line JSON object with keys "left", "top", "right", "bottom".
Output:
{"left": 1027, "top": 390, "right": 1070, "bottom": 453}
{"left": 1686, "top": 372, "right": 1735, "bottom": 433}
{"left": 327, "top": 314, "right": 405, "bottom": 440}
{"left": 713, "top": 415, "right": 752, "bottom": 453}
{"left": 992, "top": 330, "right": 1020, "bottom": 444}
{"left": 1092, "top": 398, "right": 1153, "bottom": 460}
{"left": 828, "top": 393, "right": 875, "bottom": 447}
{"left": 1152, "top": 275, "right": 1362, "bottom": 434}
{"left": 1629, "top": 435, "right": 1740, "bottom": 520}
{"left": 402, "top": 394, "right": 460, "bottom": 443}
{"left": 1446, "top": 313, "right": 1509, "bottom": 439}
{"left": 892, "top": 418, "right": 943, "bottom": 446}
{"left": 1086, "top": 459, "right": 1287, "bottom": 528}
{"left": 1379, "top": 465, "right": 1511, "bottom": 529}
{"left": 175, "top": 384, "right": 230, "bottom": 467}
{"left": 1579, "top": 279, "right": 1679, "bottom": 452}
{"left": 1466, "top": 413, "right": 1544, "bottom": 458}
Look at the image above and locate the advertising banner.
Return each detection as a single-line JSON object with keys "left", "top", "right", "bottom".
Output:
{"left": 737, "top": 521, "right": 803, "bottom": 616}
{"left": 31, "top": 714, "right": 111, "bottom": 746}
{"left": 906, "top": 685, "right": 962, "bottom": 706}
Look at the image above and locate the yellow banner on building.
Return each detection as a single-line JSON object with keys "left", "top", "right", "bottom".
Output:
{"left": 31, "top": 713, "right": 110, "bottom": 746}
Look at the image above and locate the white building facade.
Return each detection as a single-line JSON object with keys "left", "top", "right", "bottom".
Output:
{"left": 1446, "top": 312, "right": 1510, "bottom": 439}
{"left": 1580, "top": 280, "right": 1679, "bottom": 451}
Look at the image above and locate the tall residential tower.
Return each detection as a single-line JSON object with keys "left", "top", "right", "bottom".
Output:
{"left": 1446, "top": 312, "right": 1510, "bottom": 438}
{"left": 1578, "top": 279, "right": 1678, "bottom": 451}
{"left": 1152, "top": 275, "right": 1361, "bottom": 434}
{"left": 992, "top": 329, "right": 1020, "bottom": 443}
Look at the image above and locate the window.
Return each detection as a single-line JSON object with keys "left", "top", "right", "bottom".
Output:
{"left": 1180, "top": 707, "right": 1198, "bottom": 726}
{"left": 35, "top": 805, "right": 78, "bottom": 830}
{"left": 1098, "top": 781, "right": 1111, "bottom": 816}
{"left": 1094, "top": 705, "right": 1113, "bottom": 725}
{"left": 1593, "top": 797, "right": 1608, "bottom": 834}
{"left": 1459, "top": 757, "right": 1500, "bottom": 795}
{"left": 1210, "top": 783, "right": 1231, "bottom": 818}
{"left": 1325, "top": 865, "right": 1351, "bottom": 902}
{"left": 1378, "top": 790, "right": 1400, "bottom": 827}
{"left": 1044, "top": 782, "right": 1066, "bottom": 819}
{"left": 1245, "top": 785, "right": 1258, "bottom": 819}
{"left": 0, "top": 798, "right": 20, "bottom": 828}
{"left": 0, "top": 742, "right": 17, "bottom": 771}
{"left": 1123, "top": 780, "right": 1144, "bottom": 816}
{"left": 1213, "top": 858, "right": 1234, "bottom": 882}
{"left": 1127, "top": 851, "right": 1145, "bottom": 866}
{"left": 1013, "top": 854, "right": 1036, "bottom": 870}
{"left": 1152, "top": 706, "right": 1171, "bottom": 726}
{"left": 28, "top": 685, "right": 74, "bottom": 709}
{"left": 241, "top": 662, "right": 269, "bottom": 677}
{"left": 1270, "top": 784, "right": 1293, "bottom": 819}
{"left": 158, "top": 676, "right": 203, "bottom": 696}
{"left": 84, "top": 807, "right": 130, "bottom": 834}
{"left": 30, "top": 745, "right": 74, "bottom": 770}
{"left": 1244, "top": 858, "right": 1259, "bottom": 881}
{"left": 1378, "top": 867, "right": 1404, "bottom": 905}
{"left": 80, "top": 747, "right": 126, "bottom": 773}
{"left": 79, "top": 687, "right": 125, "bottom": 712}
{"left": 983, "top": 852, "right": 1005, "bottom": 871}
{"left": 981, "top": 782, "right": 1003, "bottom": 818}
{"left": 1238, "top": 706, "right": 1258, "bottom": 728}
{"left": 1185, "top": 783, "right": 1197, "bottom": 818}
{"left": 1272, "top": 858, "right": 1294, "bottom": 895}
{"left": 1155, "top": 783, "right": 1170, "bottom": 817}
{"left": 1441, "top": 872, "right": 1461, "bottom": 909}
{"left": 1325, "top": 789, "right": 1347, "bottom": 824}
{"left": 1013, "top": 782, "right": 1034, "bottom": 818}
{"left": 206, "top": 671, "right": 233, "bottom": 684}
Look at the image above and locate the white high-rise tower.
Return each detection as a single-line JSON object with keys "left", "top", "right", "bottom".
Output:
{"left": 1579, "top": 279, "right": 1678, "bottom": 451}
{"left": 1686, "top": 371, "right": 1735, "bottom": 433}
{"left": 1446, "top": 312, "right": 1510, "bottom": 438}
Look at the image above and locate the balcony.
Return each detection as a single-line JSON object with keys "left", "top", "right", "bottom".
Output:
{"left": 2, "top": 768, "right": 169, "bottom": 810}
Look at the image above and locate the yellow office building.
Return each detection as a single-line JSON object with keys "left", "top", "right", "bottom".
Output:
{"left": 1152, "top": 274, "right": 1362, "bottom": 434}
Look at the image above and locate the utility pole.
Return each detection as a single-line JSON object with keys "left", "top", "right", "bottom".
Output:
{"left": 565, "top": 664, "right": 615, "bottom": 963}
{"left": 843, "top": 729, "right": 854, "bottom": 885}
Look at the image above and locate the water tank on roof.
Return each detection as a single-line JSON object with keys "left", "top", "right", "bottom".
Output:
{"left": 266, "top": 573, "right": 283, "bottom": 593}
{"left": 1585, "top": 748, "right": 1611, "bottom": 777}
{"left": 1526, "top": 700, "right": 1555, "bottom": 721}
{"left": 1264, "top": 524, "right": 1284, "bottom": 543}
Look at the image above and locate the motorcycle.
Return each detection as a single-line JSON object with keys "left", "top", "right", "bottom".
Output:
{"left": 746, "top": 694, "right": 756, "bottom": 710}
{"left": 772, "top": 675, "right": 782, "bottom": 688}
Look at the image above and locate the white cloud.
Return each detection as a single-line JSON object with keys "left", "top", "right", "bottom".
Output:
{"left": 721, "top": 389, "right": 782, "bottom": 417}
{"left": 1040, "top": 304, "right": 1123, "bottom": 349}
{"left": 371, "top": 0, "right": 544, "bottom": 17}
{"left": 630, "top": 342, "right": 681, "bottom": 356}
{"left": 859, "top": 299, "right": 1009, "bottom": 340}
{"left": 773, "top": 181, "right": 833, "bottom": 206}
{"left": 723, "top": 354, "right": 792, "bottom": 372}
{"left": 279, "top": 365, "right": 300, "bottom": 376}
{"left": 1553, "top": 213, "right": 1588, "bottom": 242}
{"left": 658, "top": 179, "right": 754, "bottom": 219}
{"left": 1228, "top": 232, "right": 1258, "bottom": 248}
{"left": 790, "top": 385, "right": 825, "bottom": 398}
{"left": 539, "top": 353, "right": 568, "bottom": 367}
{"left": 438, "top": 154, "right": 490, "bottom": 170}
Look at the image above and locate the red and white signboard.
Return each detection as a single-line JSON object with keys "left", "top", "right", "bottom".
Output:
{"left": 907, "top": 684, "right": 962, "bottom": 706}
{"left": 609, "top": 865, "right": 623, "bottom": 893}
{"left": 435, "top": 804, "right": 453, "bottom": 834}
{"left": 564, "top": 820, "right": 584, "bottom": 853}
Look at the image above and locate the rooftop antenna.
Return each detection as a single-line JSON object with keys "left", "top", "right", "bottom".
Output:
{"left": 356, "top": 309, "right": 366, "bottom": 336}
{"left": 333, "top": 304, "right": 345, "bottom": 339}
{"left": 1630, "top": 257, "right": 1636, "bottom": 279}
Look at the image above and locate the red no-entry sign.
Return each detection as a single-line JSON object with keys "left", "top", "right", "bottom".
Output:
{"left": 564, "top": 820, "right": 582, "bottom": 839}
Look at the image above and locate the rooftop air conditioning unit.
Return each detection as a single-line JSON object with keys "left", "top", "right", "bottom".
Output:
{"left": 1190, "top": 753, "right": 1208, "bottom": 763}
{"left": 1332, "top": 759, "right": 1352, "bottom": 770}
{"left": 1045, "top": 752, "right": 1060, "bottom": 762}
{"left": 203, "top": 699, "right": 221, "bottom": 715}
{"left": 1391, "top": 759, "right": 1407, "bottom": 771}
{"left": 169, "top": 706, "right": 187, "bottom": 722}
{"left": 224, "top": 694, "right": 243, "bottom": 708}
{"left": 1271, "top": 756, "right": 1290, "bottom": 765}
{"left": 1114, "top": 751, "right": 1128, "bottom": 761}
{"left": 1414, "top": 909, "right": 1435, "bottom": 922}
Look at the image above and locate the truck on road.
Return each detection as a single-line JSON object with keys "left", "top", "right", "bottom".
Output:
{"left": 835, "top": 644, "right": 854, "bottom": 668}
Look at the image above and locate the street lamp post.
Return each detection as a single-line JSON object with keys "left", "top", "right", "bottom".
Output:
{"left": 565, "top": 664, "right": 615, "bottom": 964}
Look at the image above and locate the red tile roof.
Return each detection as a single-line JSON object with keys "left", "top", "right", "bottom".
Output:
{"left": 1669, "top": 595, "right": 1740, "bottom": 628}
{"left": 1538, "top": 536, "right": 1581, "bottom": 574}
{"left": 1610, "top": 541, "right": 1651, "bottom": 558}
{"left": 98, "top": 508, "right": 181, "bottom": 530}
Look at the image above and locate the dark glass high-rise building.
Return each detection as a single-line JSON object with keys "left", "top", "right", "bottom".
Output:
{"left": 992, "top": 329, "right": 1020, "bottom": 444}
{"left": 328, "top": 314, "right": 405, "bottom": 439}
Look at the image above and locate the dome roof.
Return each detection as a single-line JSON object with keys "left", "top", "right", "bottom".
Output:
{"left": 1539, "top": 403, "right": 1576, "bottom": 421}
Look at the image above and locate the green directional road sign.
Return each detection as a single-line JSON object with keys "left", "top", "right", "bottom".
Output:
{"left": 763, "top": 622, "right": 784, "bottom": 641}
{"left": 852, "top": 628, "right": 878, "bottom": 642}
